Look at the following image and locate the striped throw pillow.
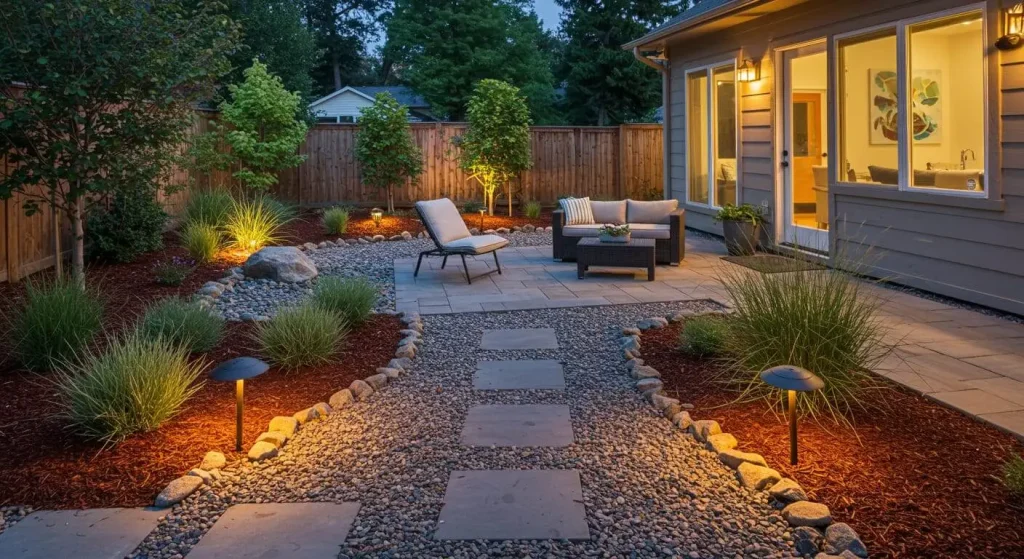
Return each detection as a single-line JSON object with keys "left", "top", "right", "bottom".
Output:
{"left": 559, "top": 197, "right": 595, "bottom": 225}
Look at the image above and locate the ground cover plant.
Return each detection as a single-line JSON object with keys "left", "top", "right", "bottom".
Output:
{"left": 322, "top": 207, "right": 350, "bottom": 235}
{"left": 255, "top": 303, "right": 348, "bottom": 369}
{"left": 9, "top": 276, "right": 104, "bottom": 371}
{"left": 523, "top": 200, "right": 542, "bottom": 218}
{"left": 180, "top": 222, "right": 222, "bottom": 263}
{"left": 313, "top": 277, "right": 378, "bottom": 325}
{"left": 138, "top": 297, "right": 224, "bottom": 353}
{"left": 678, "top": 315, "right": 729, "bottom": 357}
{"left": 153, "top": 257, "right": 195, "bottom": 286}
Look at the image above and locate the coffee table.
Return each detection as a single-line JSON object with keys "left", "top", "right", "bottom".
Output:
{"left": 576, "top": 237, "right": 656, "bottom": 281}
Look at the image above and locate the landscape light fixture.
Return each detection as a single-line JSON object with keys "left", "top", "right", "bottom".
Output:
{"left": 998, "top": 3, "right": 1024, "bottom": 50}
{"left": 737, "top": 58, "right": 760, "bottom": 82}
{"left": 759, "top": 365, "right": 824, "bottom": 465}
{"left": 479, "top": 208, "right": 486, "bottom": 230}
{"left": 371, "top": 207, "right": 384, "bottom": 227}
{"left": 209, "top": 356, "right": 269, "bottom": 452}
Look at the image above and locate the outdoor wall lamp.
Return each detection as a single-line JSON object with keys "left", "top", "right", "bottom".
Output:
{"left": 998, "top": 3, "right": 1024, "bottom": 50}
{"left": 737, "top": 58, "right": 761, "bottom": 82}
{"left": 760, "top": 365, "right": 824, "bottom": 465}
{"left": 210, "top": 357, "right": 269, "bottom": 452}
{"left": 370, "top": 207, "right": 384, "bottom": 227}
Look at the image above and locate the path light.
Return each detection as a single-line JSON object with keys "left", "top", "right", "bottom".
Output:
{"left": 210, "top": 357, "right": 269, "bottom": 452}
{"left": 370, "top": 207, "right": 384, "bottom": 227}
{"left": 479, "top": 208, "right": 486, "bottom": 230}
{"left": 759, "top": 365, "right": 824, "bottom": 465}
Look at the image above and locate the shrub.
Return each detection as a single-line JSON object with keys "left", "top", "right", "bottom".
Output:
{"left": 153, "top": 257, "right": 195, "bottom": 286}
{"left": 180, "top": 222, "right": 221, "bottom": 263}
{"left": 719, "top": 256, "right": 891, "bottom": 421}
{"left": 56, "top": 332, "right": 205, "bottom": 443}
{"left": 87, "top": 187, "right": 167, "bottom": 263}
{"left": 11, "top": 277, "right": 104, "bottom": 371}
{"left": 462, "top": 200, "right": 485, "bottom": 214}
{"left": 523, "top": 200, "right": 542, "bottom": 219}
{"left": 182, "top": 189, "right": 234, "bottom": 228}
{"left": 256, "top": 304, "right": 347, "bottom": 369}
{"left": 313, "top": 277, "right": 378, "bottom": 325}
{"left": 138, "top": 298, "right": 224, "bottom": 353}
{"left": 1004, "top": 454, "right": 1024, "bottom": 496}
{"left": 262, "top": 196, "right": 297, "bottom": 224}
{"left": 225, "top": 196, "right": 289, "bottom": 252}
{"left": 323, "top": 207, "right": 350, "bottom": 235}
{"left": 679, "top": 316, "right": 730, "bottom": 357}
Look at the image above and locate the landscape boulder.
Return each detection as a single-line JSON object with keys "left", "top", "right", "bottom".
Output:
{"left": 243, "top": 247, "right": 318, "bottom": 283}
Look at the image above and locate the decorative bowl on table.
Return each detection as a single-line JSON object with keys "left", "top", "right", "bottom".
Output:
{"left": 597, "top": 224, "right": 631, "bottom": 243}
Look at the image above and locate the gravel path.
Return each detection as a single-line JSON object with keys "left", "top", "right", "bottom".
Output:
{"left": 131, "top": 302, "right": 800, "bottom": 558}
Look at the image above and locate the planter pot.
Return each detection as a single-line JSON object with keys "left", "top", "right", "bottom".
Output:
{"left": 722, "top": 220, "right": 759, "bottom": 256}
{"left": 599, "top": 233, "right": 631, "bottom": 243}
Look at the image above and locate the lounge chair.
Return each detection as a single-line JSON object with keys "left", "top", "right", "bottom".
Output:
{"left": 414, "top": 198, "right": 509, "bottom": 284}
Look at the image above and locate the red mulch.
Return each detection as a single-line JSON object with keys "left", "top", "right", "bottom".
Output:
{"left": 641, "top": 322, "right": 1024, "bottom": 559}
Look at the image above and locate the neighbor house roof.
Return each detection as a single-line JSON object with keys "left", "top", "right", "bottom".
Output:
{"left": 309, "top": 85, "right": 430, "bottom": 110}
{"left": 623, "top": 0, "right": 755, "bottom": 50}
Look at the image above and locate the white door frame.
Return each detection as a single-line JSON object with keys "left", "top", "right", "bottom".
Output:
{"left": 773, "top": 39, "right": 829, "bottom": 254}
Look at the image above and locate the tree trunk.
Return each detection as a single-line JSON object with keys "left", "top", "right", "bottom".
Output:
{"left": 597, "top": 106, "right": 609, "bottom": 126}
{"left": 507, "top": 182, "right": 513, "bottom": 216}
{"left": 51, "top": 193, "right": 63, "bottom": 278}
{"left": 332, "top": 51, "right": 342, "bottom": 91}
{"left": 387, "top": 186, "right": 395, "bottom": 214}
{"left": 487, "top": 189, "right": 494, "bottom": 216}
{"left": 71, "top": 195, "right": 85, "bottom": 286}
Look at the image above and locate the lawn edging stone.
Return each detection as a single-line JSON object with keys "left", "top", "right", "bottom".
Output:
{"left": 622, "top": 311, "right": 870, "bottom": 558}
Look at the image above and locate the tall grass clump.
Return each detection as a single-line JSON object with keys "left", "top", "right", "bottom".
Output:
{"left": 256, "top": 304, "right": 348, "bottom": 369}
{"left": 225, "top": 196, "right": 290, "bottom": 252}
{"left": 718, "top": 253, "right": 892, "bottom": 421}
{"left": 523, "top": 200, "right": 542, "bottom": 219}
{"left": 11, "top": 277, "right": 104, "bottom": 371}
{"left": 679, "top": 316, "right": 730, "bottom": 357}
{"left": 1003, "top": 454, "right": 1024, "bottom": 496}
{"left": 312, "top": 277, "right": 378, "bottom": 326}
{"left": 57, "top": 332, "right": 205, "bottom": 443}
{"left": 179, "top": 222, "right": 222, "bottom": 263}
{"left": 182, "top": 189, "right": 234, "bottom": 228}
{"left": 138, "top": 298, "right": 224, "bottom": 353}
{"left": 323, "top": 207, "right": 350, "bottom": 235}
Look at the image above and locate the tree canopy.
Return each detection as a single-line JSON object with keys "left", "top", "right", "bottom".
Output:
{"left": 385, "top": 0, "right": 557, "bottom": 122}
{"left": 556, "top": 0, "right": 682, "bottom": 125}
{"left": 354, "top": 93, "right": 424, "bottom": 213}
{"left": 304, "top": 0, "right": 390, "bottom": 95}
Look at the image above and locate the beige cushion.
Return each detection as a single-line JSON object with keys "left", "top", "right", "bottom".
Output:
{"left": 626, "top": 199, "right": 678, "bottom": 224}
{"left": 590, "top": 200, "right": 627, "bottom": 225}
{"left": 718, "top": 158, "right": 737, "bottom": 182}
{"left": 444, "top": 234, "right": 509, "bottom": 254}
{"left": 562, "top": 223, "right": 670, "bottom": 240}
{"left": 416, "top": 198, "right": 471, "bottom": 246}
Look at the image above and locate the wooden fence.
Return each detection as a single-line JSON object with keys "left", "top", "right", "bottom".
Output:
{"left": 1, "top": 120, "right": 662, "bottom": 282}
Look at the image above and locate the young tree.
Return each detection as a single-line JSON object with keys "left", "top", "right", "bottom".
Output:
{"left": 354, "top": 93, "right": 423, "bottom": 214}
{"left": 218, "top": 60, "right": 310, "bottom": 191}
{"left": 459, "top": 80, "right": 532, "bottom": 216}
{"left": 0, "top": 0, "right": 238, "bottom": 282}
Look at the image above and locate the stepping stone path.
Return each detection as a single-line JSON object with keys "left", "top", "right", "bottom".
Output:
{"left": 0, "top": 508, "right": 163, "bottom": 559}
{"left": 460, "top": 404, "right": 574, "bottom": 447}
{"left": 473, "top": 359, "right": 566, "bottom": 390}
{"left": 479, "top": 327, "right": 559, "bottom": 350}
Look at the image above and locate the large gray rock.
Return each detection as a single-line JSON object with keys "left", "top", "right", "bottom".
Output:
{"left": 243, "top": 247, "right": 318, "bottom": 283}
{"left": 769, "top": 478, "right": 808, "bottom": 503}
{"left": 793, "top": 526, "right": 823, "bottom": 555}
{"left": 824, "top": 523, "right": 868, "bottom": 557}
{"left": 200, "top": 451, "right": 226, "bottom": 471}
{"left": 783, "top": 501, "right": 832, "bottom": 527}
{"left": 329, "top": 389, "right": 354, "bottom": 409}
{"left": 736, "top": 462, "right": 782, "bottom": 490}
{"left": 718, "top": 449, "right": 767, "bottom": 469}
{"left": 155, "top": 475, "right": 204, "bottom": 508}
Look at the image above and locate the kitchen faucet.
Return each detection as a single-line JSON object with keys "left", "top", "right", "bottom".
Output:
{"left": 960, "top": 148, "right": 976, "bottom": 170}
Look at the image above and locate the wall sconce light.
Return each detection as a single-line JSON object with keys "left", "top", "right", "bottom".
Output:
{"left": 759, "top": 365, "right": 824, "bottom": 465}
{"left": 737, "top": 59, "right": 760, "bottom": 82}
{"left": 998, "top": 3, "right": 1024, "bottom": 50}
{"left": 370, "top": 207, "right": 384, "bottom": 227}
{"left": 210, "top": 357, "right": 269, "bottom": 452}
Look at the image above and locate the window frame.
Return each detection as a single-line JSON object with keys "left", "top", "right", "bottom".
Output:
{"left": 683, "top": 58, "right": 739, "bottom": 208}
{"left": 831, "top": 4, "right": 989, "bottom": 198}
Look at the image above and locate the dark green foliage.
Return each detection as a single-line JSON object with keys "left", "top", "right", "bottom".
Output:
{"left": 304, "top": 0, "right": 390, "bottom": 95}
{"left": 679, "top": 316, "right": 730, "bottom": 357}
{"left": 462, "top": 200, "right": 485, "bottom": 214}
{"left": 523, "top": 200, "right": 542, "bottom": 218}
{"left": 11, "top": 276, "right": 104, "bottom": 371}
{"left": 182, "top": 190, "right": 235, "bottom": 228}
{"left": 138, "top": 298, "right": 224, "bottom": 353}
{"left": 355, "top": 93, "right": 424, "bottom": 213}
{"left": 87, "top": 187, "right": 167, "bottom": 263}
{"left": 180, "top": 222, "right": 222, "bottom": 263}
{"left": 1004, "top": 454, "right": 1024, "bottom": 495}
{"left": 226, "top": 0, "right": 320, "bottom": 101}
{"left": 256, "top": 304, "right": 348, "bottom": 369}
{"left": 313, "top": 276, "right": 378, "bottom": 326}
{"left": 323, "top": 207, "right": 350, "bottom": 234}
{"left": 715, "top": 203, "right": 765, "bottom": 225}
{"left": 153, "top": 257, "right": 195, "bottom": 286}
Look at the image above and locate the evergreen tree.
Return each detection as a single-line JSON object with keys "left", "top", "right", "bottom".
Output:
{"left": 303, "top": 0, "right": 390, "bottom": 95}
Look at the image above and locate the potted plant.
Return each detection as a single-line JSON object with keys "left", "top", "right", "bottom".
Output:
{"left": 598, "top": 224, "right": 631, "bottom": 243}
{"left": 715, "top": 204, "right": 763, "bottom": 256}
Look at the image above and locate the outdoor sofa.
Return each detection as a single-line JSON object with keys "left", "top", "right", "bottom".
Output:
{"left": 552, "top": 198, "right": 685, "bottom": 265}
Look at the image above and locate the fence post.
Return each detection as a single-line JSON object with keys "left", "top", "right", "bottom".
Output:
{"left": 618, "top": 124, "right": 627, "bottom": 200}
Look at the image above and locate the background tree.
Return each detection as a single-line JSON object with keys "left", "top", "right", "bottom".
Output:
{"left": 557, "top": 0, "right": 683, "bottom": 125}
{"left": 0, "top": 0, "right": 238, "bottom": 282}
{"left": 385, "top": 0, "right": 557, "bottom": 122}
{"left": 458, "top": 80, "right": 532, "bottom": 216}
{"left": 354, "top": 93, "right": 423, "bottom": 213}
{"left": 217, "top": 60, "right": 310, "bottom": 191}
{"left": 303, "top": 0, "right": 391, "bottom": 95}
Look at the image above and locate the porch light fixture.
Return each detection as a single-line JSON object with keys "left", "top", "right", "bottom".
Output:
{"left": 998, "top": 3, "right": 1024, "bottom": 50}
{"left": 759, "top": 365, "right": 824, "bottom": 465}
{"left": 737, "top": 59, "right": 760, "bottom": 82}
{"left": 210, "top": 357, "right": 269, "bottom": 452}
{"left": 370, "top": 207, "right": 384, "bottom": 227}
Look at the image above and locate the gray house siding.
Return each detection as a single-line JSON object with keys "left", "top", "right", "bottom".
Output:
{"left": 658, "top": 0, "right": 1024, "bottom": 315}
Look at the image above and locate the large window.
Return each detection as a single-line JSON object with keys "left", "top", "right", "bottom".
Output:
{"left": 837, "top": 8, "right": 986, "bottom": 195}
{"left": 686, "top": 61, "right": 738, "bottom": 207}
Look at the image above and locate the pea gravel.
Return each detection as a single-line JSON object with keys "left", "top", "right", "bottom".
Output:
{"left": 129, "top": 302, "right": 801, "bottom": 559}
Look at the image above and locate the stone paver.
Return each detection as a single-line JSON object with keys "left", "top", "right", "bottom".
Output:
{"left": 473, "top": 360, "right": 566, "bottom": 390}
{"left": 480, "top": 328, "right": 559, "bottom": 350}
{"left": 928, "top": 389, "right": 1024, "bottom": 416}
{"left": 461, "top": 404, "right": 574, "bottom": 447}
{"left": 435, "top": 470, "right": 590, "bottom": 541}
{"left": 185, "top": 503, "right": 360, "bottom": 559}
{"left": 0, "top": 508, "right": 162, "bottom": 559}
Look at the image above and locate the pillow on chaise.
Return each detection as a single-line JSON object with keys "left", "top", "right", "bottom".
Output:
{"left": 626, "top": 199, "right": 678, "bottom": 224}
{"left": 559, "top": 196, "right": 595, "bottom": 225}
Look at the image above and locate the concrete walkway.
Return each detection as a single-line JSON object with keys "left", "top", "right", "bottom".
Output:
{"left": 397, "top": 236, "right": 1024, "bottom": 440}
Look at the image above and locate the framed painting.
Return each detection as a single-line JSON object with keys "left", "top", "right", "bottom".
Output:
{"left": 869, "top": 68, "right": 943, "bottom": 145}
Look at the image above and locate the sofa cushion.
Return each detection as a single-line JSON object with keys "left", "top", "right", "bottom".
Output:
{"left": 935, "top": 170, "right": 983, "bottom": 191}
{"left": 626, "top": 199, "right": 678, "bottom": 224}
{"left": 562, "top": 223, "right": 670, "bottom": 240}
{"left": 444, "top": 234, "right": 509, "bottom": 254}
{"left": 561, "top": 224, "right": 603, "bottom": 237}
{"left": 590, "top": 200, "right": 626, "bottom": 224}
{"left": 867, "top": 165, "right": 898, "bottom": 186}
{"left": 559, "top": 196, "right": 595, "bottom": 225}
{"left": 416, "top": 198, "right": 471, "bottom": 246}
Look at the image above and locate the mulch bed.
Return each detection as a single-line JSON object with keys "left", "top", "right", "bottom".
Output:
{"left": 641, "top": 322, "right": 1024, "bottom": 559}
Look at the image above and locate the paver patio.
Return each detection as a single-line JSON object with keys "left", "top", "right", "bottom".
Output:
{"left": 0, "top": 508, "right": 163, "bottom": 559}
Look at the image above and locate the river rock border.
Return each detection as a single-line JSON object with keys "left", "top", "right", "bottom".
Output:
{"left": 152, "top": 310, "right": 425, "bottom": 509}
{"left": 620, "top": 311, "right": 870, "bottom": 559}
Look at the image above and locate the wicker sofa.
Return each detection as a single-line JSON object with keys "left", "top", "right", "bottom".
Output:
{"left": 552, "top": 199, "right": 685, "bottom": 265}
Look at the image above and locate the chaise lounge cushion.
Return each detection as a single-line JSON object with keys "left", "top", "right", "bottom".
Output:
{"left": 443, "top": 234, "right": 509, "bottom": 255}
{"left": 562, "top": 223, "right": 671, "bottom": 240}
{"left": 626, "top": 199, "right": 679, "bottom": 224}
{"left": 415, "top": 199, "right": 471, "bottom": 245}
{"left": 590, "top": 200, "right": 627, "bottom": 224}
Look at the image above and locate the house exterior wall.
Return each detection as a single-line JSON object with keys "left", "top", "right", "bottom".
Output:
{"left": 662, "top": 0, "right": 1024, "bottom": 315}
{"left": 311, "top": 91, "right": 373, "bottom": 119}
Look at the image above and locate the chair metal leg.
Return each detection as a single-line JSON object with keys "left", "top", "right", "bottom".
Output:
{"left": 492, "top": 250, "right": 502, "bottom": 275}
{"left": 414, "top": 251, "right": 427, "bottom": 277}
{"left": 461, "top": 254, "right": 471, "bottom": 284}
{"left": 441, "top": 255, "right": 448, "bottom": 269}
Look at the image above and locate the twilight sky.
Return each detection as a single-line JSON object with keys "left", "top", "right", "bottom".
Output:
{"left": 532, "top": 0, "right": 563, "bottom": 33}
